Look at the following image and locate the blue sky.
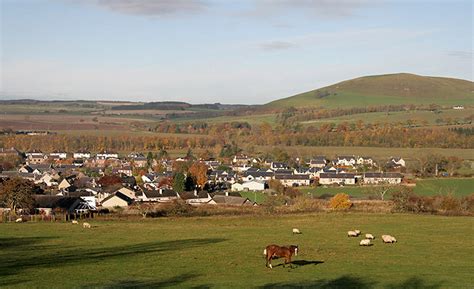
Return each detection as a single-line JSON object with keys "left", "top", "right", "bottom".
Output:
{"left": 1, "top": 0, "right": 472, "bottom": 104}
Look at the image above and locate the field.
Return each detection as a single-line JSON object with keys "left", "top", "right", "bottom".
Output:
{"left": 297, "top": 178, "right": 474, "bottom": 199}
{"left": 1, "top": 213, "right": 473, "bottom": 288}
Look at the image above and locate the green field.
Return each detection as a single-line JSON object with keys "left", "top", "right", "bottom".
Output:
{"left": 1, "top": 213, "right": 472, "bottom": 288}
{"left": 298, "top": 178, "right": 474, "bottom": 199}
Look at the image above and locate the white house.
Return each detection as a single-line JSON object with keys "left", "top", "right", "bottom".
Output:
{"left": 96, "top": 151, "right": 119, "bottom": 159}
{"left": 388, "top": 157, "right": 406, "bottom": 168}
{"left": 101, "top": 192, "right": 134, "bottom": 208}
{"left": 73, "top": 150, "right": 91, "bottom": 159}
{"left": 49, "top": 151, "right": 68, "bottom": 159}
{"left": 271, "top": 162, "right": 289, "bottom": 171}
{"left": 334, "top": 156, "right": 357, "bottom": 167}
{"left": 356, "top": 156, "right": 375, "bottom": 167}
{"left": 231, "top": 180, "right": 266, "bottom": 192}
{"left": 319, "top": 173, "right": 356, "bottom": 185}
{"left": 309, "top": 156, "right": 327, "bottom": 168}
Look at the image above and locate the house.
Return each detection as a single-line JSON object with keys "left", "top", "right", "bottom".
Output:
{"left": 453, "top": 105, "right": 464, "bottom": 110}
{"left": 271, "top": 162, "right": 289, "bottom": 171}
{"left": 208, "top": 170, "right": 236, "bottom": 184}
{"left": 208, "top": 195, "right": 254, "bottom": 206}
{"left": 36, "top": 172, "right": 59, "bottom": 187}
{"left": 231, "top": 164, "right": 252, "bottom": 173}
{"left": 204, "top": 160, "right": 221, "bottom": 170}
{"left": 49, "top": 151, "right": 68, "bottom": 159}
{"left": 112, "top": 166, "right": 133, "bottom": 177}
{"left": 232, "top": 154, "right": 250, "bottom": 165}
{"left": 62, "top": 190, "right": 97, "bottom": 210}
{"left": 34, "top": 195, "right": 94, "bottom": 215}
{"left": 138, "top": 188, "right": 179, "bottom": 202}
{"left": 128, "top": 152, "right": 148, "bottom": 167}
{"left": 274, "top": 174, "right": 311, "bottom": 187}
{"left": 242, "top": 169, "right": 274, "bottom": 182}
{"left": 26, "top": 151, "right": 48, "bottom": 164}
{"left": 319, "top": 173, "right": 356, "bottom": 185}
{"left": 364, "top": 172, "right": 403, "bottom": 184}
{"left": 180, "top": 191, "right": 213, "bottom": 206}
{"left": 101, "top": 192, "right": 134, "bottom": 208}
{"left": 114, "top": 187, "right": 138, "bottom": 200}
{"left": 18, "top": 165, "right": 34, "bottom": 173}
{"left": 387, "top": 157, "right": 406, "bottom": 168}
{"left": 334, "top": 156, "right": 357, "bottom": 167}
{"left": 309, "top": 156, "right": 327, "bottom": 168}
{"left": 73, "top": 150, "right": 91, "bottom": 159}
{"left": 356, "top": 156, "right": 375, "bottom": 167}
{"left": 231, "top": 180, "right": 266, "bottom": 192}
{"left": 96, "top": 150, "right": 119, "bottom": 160}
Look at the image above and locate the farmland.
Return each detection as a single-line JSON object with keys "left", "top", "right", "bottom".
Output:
{"left": 1, "top": 213, "right": 472, "bottom": 288}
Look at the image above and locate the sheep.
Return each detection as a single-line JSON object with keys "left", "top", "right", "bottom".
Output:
{"left": 382, "top": 235, "right": 397, "bottom": 243}
{"left": 82, "top": 222, "right": 91, "bottom": 229}
{"left": 365, "top": 233, "right": 375, "bottom": 240}
{"left": 15, "top": 218, "right": 23, "bottom": 223}
{"left": 359, "top": 239, "right": 371, "bottom": 246}
{"left": 354, "top": 230, "right": 361, "bottom": 235}
{"left": 71, "top": 220, "right": 79, "bottom": 224}
{"left": 348, "top": 230, "right": 359, "bottom": 237}
{"left": 292, "top": 228, "right": 302, "bottom": 234}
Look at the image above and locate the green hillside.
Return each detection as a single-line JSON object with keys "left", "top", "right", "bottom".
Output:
{"left": 266, "top": 73, "right": 474, "bottom": 109}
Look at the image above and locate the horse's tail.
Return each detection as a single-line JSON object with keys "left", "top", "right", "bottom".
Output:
{"left": 263, "top": 248, "right": 267, "bottom": 256}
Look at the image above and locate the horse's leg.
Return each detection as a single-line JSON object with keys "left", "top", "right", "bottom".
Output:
{"left": 266, "top": 255, "right": 272, "bottom": 269}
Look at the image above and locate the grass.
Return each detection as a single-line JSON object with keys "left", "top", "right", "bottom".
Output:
{"left": 1, "top": 213, "right": 472, "bottom": 288}
{"left": 298, "top": 178, "right": 474, "bottom": 199}
{"left": 267, "top": 73, "right": 474, "bottom": 109}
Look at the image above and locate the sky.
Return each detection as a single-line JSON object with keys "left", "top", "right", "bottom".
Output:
{"left": 0, "top": 0, "right": 472, "bottom": 104}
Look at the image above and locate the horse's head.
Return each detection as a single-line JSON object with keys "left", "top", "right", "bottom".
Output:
{"left": 290, "top": 245, "right": 299, "bottom": 256}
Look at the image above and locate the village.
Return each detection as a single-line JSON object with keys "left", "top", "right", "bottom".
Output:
{"left": 0, "top": 146, "right": 407, "bottom": 216}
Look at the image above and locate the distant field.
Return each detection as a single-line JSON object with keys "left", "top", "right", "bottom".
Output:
{"left": 300, "top": 108, "right": 473, "bottom": 126}
{"left": 1, "top": 213, "right": 472, "bottom": 288}
{"left": 253, "top": 145, "right": 474, "bottom": 160}
{"left": 298, "top": 178, "right": 474, "bottom": 199}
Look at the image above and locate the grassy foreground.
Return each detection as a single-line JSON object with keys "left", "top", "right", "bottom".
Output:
{"left": 1, "top": 213, "right": 473, "bottom": 288}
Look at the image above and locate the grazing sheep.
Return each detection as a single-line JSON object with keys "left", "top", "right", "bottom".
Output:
{"left": 15, "top": 218, "right": 23, "bottom": 223}
{"left": 71, "top": 220, "right": 79, "bottom": 224}
{"left": 359, "top": 239, "right": 371, "bottom": 246}
{"left": 354, "top": 230, "right": 361, "bottom": 235}
{"left": 83, "top": 222, "right": 91, "bottom": 229}
{"left": 365, "top": 233, "right": 375, "bottom": 240}
{"left": 348, "top": 230, "right": 359, "bottom": 237}
{"left": 292, "top": 228, "right": 302, "bottom": 234}
{"left": 382, "top": 235, "right": 397, "bottom": 243}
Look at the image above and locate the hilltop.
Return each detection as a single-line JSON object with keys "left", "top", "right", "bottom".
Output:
{"left": 266, "top": 73, "right": 474, "bottom": 109}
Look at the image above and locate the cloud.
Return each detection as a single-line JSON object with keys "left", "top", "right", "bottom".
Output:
{"left": 91, "top": 0, "right": 209, "bottom": 16}
{"left": 447, "top": 50, "right": 473, "bottom": 60}
{"left": 245, "top": 0, "right": 371, "bottom": 19}
{"left": 260, "top": 41, "right": 296, "bottom": 51}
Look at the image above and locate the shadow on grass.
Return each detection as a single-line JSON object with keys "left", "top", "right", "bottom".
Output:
{"left": 0, "top": 237, "right": 227, "bottom": 285}
{"left": 82, "top": 273, "right": 212, "bottom": 289}
{"left": 0, "top": 236, "right": 58, "bottom": 250}
{"left": 258, "top": 276, "right": 443, "bottom": 289}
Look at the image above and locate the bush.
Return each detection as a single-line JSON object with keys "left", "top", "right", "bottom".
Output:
{"left": 287, "top": 196, "right": 324, "bottom": 212}
{"left": 328, "top": 193, "right": 352, "bottom": 210}
{"left": 148, "top": 200, "right": 194, "bottom": 217}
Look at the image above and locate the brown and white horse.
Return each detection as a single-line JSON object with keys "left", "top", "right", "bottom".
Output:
{"left": 263, "top": 244, "right": 298, "bottom": 268}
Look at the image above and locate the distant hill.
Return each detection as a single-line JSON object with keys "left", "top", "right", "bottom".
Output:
{"left": 266, "top": 73, "right": 474, "bottom": 109}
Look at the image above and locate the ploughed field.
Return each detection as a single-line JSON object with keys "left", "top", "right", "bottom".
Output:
{"left": 1, "top": 213, "right": 472, "bottom": 288}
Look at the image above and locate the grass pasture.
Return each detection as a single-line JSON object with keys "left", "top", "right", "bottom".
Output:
{"left": 1, "top": 213, "right": 472, "bottom": 288}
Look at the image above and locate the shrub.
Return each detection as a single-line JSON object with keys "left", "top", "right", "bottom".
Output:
{"left": 288, "top": 196, "right": 324, "bottom": 212}
{"left": 328, "top": 193, "right": 352, "bottom": 210}
{"left": 149, "top": 200, "right": 194, "bottom": 217}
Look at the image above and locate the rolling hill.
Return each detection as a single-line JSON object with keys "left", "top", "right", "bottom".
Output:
{"left": 266, "top": 73, "right": 474, "bottom": 109}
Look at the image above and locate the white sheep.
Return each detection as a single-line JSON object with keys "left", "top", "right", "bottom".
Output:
{"left": 83, "top": 222, "right": 91, "bottom": 229}
{"left": 15, "top": 218, "right": 23, "bottom": 223}
{"left": 292, "top": 228, "right": 302, "bottom": 234}
{"left": 359, "top": 239, "right": 371, "bottom": 246}
{"left": 382, "top": 235, "right": 397, "bottom": 243}
{"left": 365, "top": 233, "right": 375, "bottom": 240}
{"left": 348, "top": 230, "right": 359, "bottom": 237}
{"left": 354, "top": 230, "right": 361, "bottom": 235}
{"left": 71, "top": 220, "right": 79, "bottom": 224}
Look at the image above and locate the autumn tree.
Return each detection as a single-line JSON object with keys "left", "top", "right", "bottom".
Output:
{"left": 188, "top": 162, "right": 209, "bottom": 191}
{"left": 0, "top": 177, "right": 37, "bottom": 213}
